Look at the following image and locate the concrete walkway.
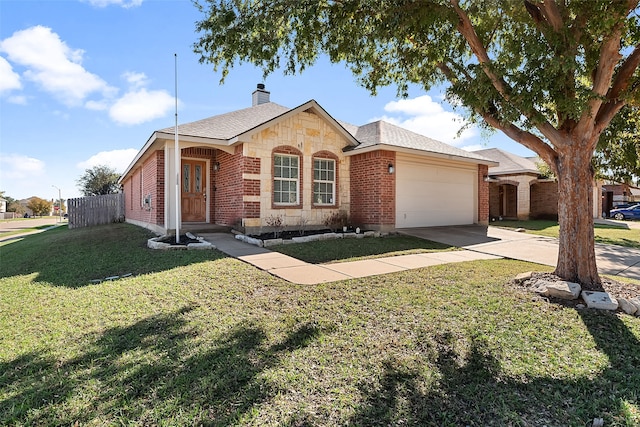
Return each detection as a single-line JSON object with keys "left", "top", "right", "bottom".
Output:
{"left": 0, "top": 217, "right": 65, "bottom": 243}
{"left": 400, "top": 225, "right": 640, "bottom": 282}
{"left": 199, "top": 232, "right": 501, "bottom": 285}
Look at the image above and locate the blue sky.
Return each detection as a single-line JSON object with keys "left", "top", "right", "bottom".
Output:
{"left": 0, "top": 0, "right": 530, "bottom": 201}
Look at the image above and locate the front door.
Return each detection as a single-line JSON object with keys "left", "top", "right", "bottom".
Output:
{"left": 181, "top": 159, "right": 206, "bottom": 222}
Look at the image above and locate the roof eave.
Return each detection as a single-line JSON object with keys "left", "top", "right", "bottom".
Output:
{"left": 119, "top": 131, "right": 160, "bottom": 184}
{"left": 119, "top": 132, "right": 238, "bottom": 184}
{"left": 344, "top": 143, "right": 499, "bottom": 167}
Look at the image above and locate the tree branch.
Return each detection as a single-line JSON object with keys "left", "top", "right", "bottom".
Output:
{"left": 449, "top": 0, "right": 564, "bottom": 146}
{"left": 480, "top": 109, "right": 558, "bottom": 170}
{"left": 539, "top": 0, "right": 564, "bottom": 32}
{"left": 575, "top": 1, "right": 637, "bottom": 142}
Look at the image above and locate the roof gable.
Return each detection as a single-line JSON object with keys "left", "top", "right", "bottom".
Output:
{"left": 158, "top": 100, "right": 359, "bottom": 147}
{"left": 473, "top": 148, "right": 539, "bottom": 175}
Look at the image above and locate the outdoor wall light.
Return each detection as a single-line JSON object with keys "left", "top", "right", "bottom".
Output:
{"left": 213, "top": 162, "right": 220, "bottom": 171}
{"left": 388, "top": 163, "right": 394, "bottom": 174}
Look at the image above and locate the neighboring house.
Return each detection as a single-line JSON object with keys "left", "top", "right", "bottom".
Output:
{"left": 602, "top": 183, "right": 640, "bottom": 216}
{"left": 0, "top": 198, "right": 6, "bottom": 213}
{"left": 473, "top": 148, "right": 601, "bottom": 220}
{"left": 119, "top": 85, "right": 497, "bottom": 236}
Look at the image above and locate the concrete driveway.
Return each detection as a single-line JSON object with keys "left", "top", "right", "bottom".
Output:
{"left": 400, "top": 225, "right": 640, "bottom": 282}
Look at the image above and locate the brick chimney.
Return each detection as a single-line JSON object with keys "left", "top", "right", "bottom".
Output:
{"left": 252, "top": 83, "right": 270, "bottom": 106}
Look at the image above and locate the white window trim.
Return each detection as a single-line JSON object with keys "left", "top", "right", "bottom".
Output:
{"left": 274, "top": 154, "right": 300, "bottom": 206}
{"left": 313, "top": 158, "right": 336, "bottom": 206}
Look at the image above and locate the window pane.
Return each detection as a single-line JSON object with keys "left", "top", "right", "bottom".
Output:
{"left": 195, "top": 165, "right": 201, "bottom": 192}
{"left": 183, "top": 164, "right": 190, "bottom": 192}
{"left": 274, "top": 154, "right": 299, "bottom": 205}
{"left": 313, "top": 158, "right": 334, "bottom": 204}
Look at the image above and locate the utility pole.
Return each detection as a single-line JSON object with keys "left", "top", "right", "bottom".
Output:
{"left": 52, "top": 185, "right": 62, "bottom": 223}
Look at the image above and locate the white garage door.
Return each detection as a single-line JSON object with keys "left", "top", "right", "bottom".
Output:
{"left": 396, "top": 156, "right": 476, "bottom": 228}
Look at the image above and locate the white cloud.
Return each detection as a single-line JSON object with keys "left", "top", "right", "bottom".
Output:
{"left": 77, "top": 149, "right": 139, "bottom": 173}
{"left": 0, "top": 153, "right": 46, "bottom": 181}
{"left": 85, "top": 99, "right": 109, "bottom": 111}
{"left": 0, "top": 26, "right": 113, "bottom": 106}
{"left": 109, "top": 88, "right": 175, "bottom": 125}
{"left": 83, "top": 0, "right": 144, "bottom": 8}
{"left": 7, "top": 95, "right": 27, "bottom": 105}
{"left": 0, "top": 56, "right": 21, "bottom": 93}
{"left": 373, "top": 95, "right": 477, "bottom": 147}
{"left": 123, "top": 71, "right": 148, "bottom": 89}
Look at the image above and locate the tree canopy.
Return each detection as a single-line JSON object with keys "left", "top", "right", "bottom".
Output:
{"left": 77, "top": 165, "right": 121, "bottom": 197}
{"left": 26, "top": 197, "right": 52, "bottom": 217}
{"left": 193, "top": 0, "right": 640, "bottom": 287}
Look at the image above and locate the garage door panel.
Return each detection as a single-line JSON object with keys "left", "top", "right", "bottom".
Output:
{"left": 396, "top": 159, "right": 475, "bottom": 228}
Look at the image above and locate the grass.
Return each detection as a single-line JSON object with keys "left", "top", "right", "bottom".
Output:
{"left": 1, "top": 223, "right": 639, "bottom": 426}
{"left": 495, "top": 220, "right": 640, "bottom": 249}
{"left": 270, "top": 234, "right": 456, "bottom": 263}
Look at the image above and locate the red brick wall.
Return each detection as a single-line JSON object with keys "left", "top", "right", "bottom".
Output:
{"left": 530, "top": 181, "right": 559, "bottom": 219}
{"left": 477, "top": 165, "right": 489, "bottom": 225}
{"left": 211, "top": 145, "right": 262, "bottom": 226}
{"left": 214, "top": 146, "right": 244, "bottom": 226}
{"left": 349, "top": 150, "right": 395, "bottom": 229}
{"left": 123, "top": 150, "right": 164, "bottom": 226}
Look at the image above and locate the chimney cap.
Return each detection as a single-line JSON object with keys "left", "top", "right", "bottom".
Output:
{"left": 257, "top": 83, "right": 265, "bottom": 90}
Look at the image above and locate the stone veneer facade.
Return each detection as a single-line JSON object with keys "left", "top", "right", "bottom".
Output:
{"left": 240, "top": 109, "right": 352, "bottom": 233}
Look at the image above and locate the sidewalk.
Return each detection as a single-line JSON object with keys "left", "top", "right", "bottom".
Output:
{"left": 401, "top": 225, "right": 640, "bottom": 282}
{"left": 0, "top": 218, "right": 65, "bottom": 243}
{"left": 199, "top": 232, "right": 502, "bottom": 285}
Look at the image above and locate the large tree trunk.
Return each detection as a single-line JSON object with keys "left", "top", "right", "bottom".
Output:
{"left": 554, "top": 146, "right": 602, "bottom": 290}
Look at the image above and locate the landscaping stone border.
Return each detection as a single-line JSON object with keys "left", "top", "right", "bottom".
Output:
{"left": 515, "top": 271, "right": 640, "bottom": 317}
{"left": 235, "top": 230, "right": 384, "bottom": 247}
{"left": 148, "top": 232, "right": 215, "bottom": 250}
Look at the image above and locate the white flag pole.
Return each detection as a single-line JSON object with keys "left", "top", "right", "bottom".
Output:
{"left": 174, "top": 53, "right": 180, "bottom": 244}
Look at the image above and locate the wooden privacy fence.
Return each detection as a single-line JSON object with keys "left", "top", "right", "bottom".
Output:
{"left": 68, "top": 193, "right": 125, "bottom": 229}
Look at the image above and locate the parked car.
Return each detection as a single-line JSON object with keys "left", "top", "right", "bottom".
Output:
{"left": 612, "top": 203, "right": 639, "bottom": 210}
{"left": 610, "top": 204, "right": 640, "bottom": 220}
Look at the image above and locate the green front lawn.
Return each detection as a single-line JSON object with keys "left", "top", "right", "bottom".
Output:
{"left": 495, "top": 220, "right": 640, "bottom": 249}
{"left": 271, "top": 234, "right": 456, "bottom": 263}
{"left": 1, "top": 224, "right": 639, "bottom": 426}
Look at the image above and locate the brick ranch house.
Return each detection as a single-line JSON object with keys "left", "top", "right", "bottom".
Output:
{"left": 119, "top": 85, "right": 497, "bottom": 236}
{"left": 602, "top": 183, "right": 640, "bottom": 217}
{"left": 473, "top": 148, "right": 601, "bottom": 221}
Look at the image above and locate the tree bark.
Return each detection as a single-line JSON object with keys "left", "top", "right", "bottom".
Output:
{"left": 554, "top": 143, "right": 602, "bottom": 290}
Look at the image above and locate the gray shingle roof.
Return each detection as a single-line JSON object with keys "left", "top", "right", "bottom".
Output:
{"left": 159, "top": 102, "right": 290, "bottom": 140}
{"left": 156, "top": 102, "right": 493, "bottom": 164}
{"left": 473, "top": 148, "right": 539, "bottom": 175}
{"left": 344, "top": 120, "right": 494, "bottom": 163}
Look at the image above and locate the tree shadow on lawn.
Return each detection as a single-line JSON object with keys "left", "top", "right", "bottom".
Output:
{"left": 349, "top": 311, "right": 640, "bottom": 427}
{"left": 0, "top": 306, "right": 325, "bottom": 426}
{"left": 0, "top": 223, "right": 229, "bottom": 288}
